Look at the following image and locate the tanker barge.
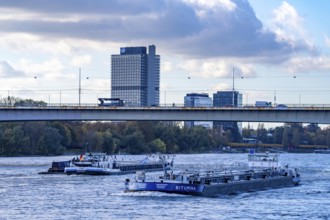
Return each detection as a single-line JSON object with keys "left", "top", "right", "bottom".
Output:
{"left": 124, "top": 152, "right": 300, "bottom": 197}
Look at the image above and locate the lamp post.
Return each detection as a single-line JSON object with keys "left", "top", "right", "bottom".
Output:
{"left": 232, "top": 67, "right": 235, "bottom": 106}
{"left": 79, "top": 68, "right": 81, "bottom": 106}
{"left": 78, "top": 68, "right": 91, "bottom": 106}
{"left": 232, "top": 67, "right": 244, "bottom": 107}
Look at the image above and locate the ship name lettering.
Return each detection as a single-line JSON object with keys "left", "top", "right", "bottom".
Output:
{"left": 175, "top": 185, "right": 196, "bottom": 191}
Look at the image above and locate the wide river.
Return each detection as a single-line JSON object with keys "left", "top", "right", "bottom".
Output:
{"left": 0, "top": 153, "right": 329, "bottom": 220}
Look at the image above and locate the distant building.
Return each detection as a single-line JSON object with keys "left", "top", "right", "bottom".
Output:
{"left": 213, "top": 91, "right": 242, "bottom": 107}
{"left": 213, "top": 91, "right": 243, "bottom": 135}
{"left": 243, "top": 138, "right": 258, "bottom": 144}
{"left": 184, "top": 93, "right": 213, "bottom": 128}
{"left": 111, "top": 45, "right": 160, "bottom": 107}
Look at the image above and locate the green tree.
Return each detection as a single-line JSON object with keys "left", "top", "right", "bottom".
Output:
{"left": 212, "top": 128, "right": 230, "bottom": 147}
{"left": 291, "top": 123, "right": 302, "bottom": 147}
{"left": 136, "top": 121, "right": 157, "bottom": 143}
{"left": 273, "top": 126, "right": 284, "bottom": 144}
{"left": 51, "top": 122, "right": 72, "bottom": 147}
{"left": 0, "top": 129, "right": 4, "bottom": 154}
{"left": 149, "top": 138, "right": 166, "bottom": 153}
{"left": 242, "top": 124, "right": 253, "bottom": 139}
{"left": 312, "top": 130, "right": 326, "bottom": 145}
{"left": 230, "top": 123, "right": 242, "bottom": 143}
{"left": 38, "top": 127, "right": 65, "bottom": 155}
{"left": 306, "top": 123, "right": 320, "bottom": 133}
{"left": 12, "top": 125, "right": 30, "bottom": 155}
{"left": 23, "top": 122, "right": 47, "bottom": 154}
{"left": 257, "top": 123, "right": 268, "bottom": 143}
{"left": 102, "top": 131, "right": 116, "bottom": 154}
{"left": 3, "top": 128, "right": 15, "bottom": 155}
{"left": 120, "top": 123, "right": 148, "bottom": 154}
{"left": 282, "top": 124, "right": 292, "bottom": 148}
{"left": 13, "top": 98, "right": 47, "bottom": 107}
{"left": 154, "top": 123, "right": 181, "bottom": 153}
{"left": 326, "top": 128, "right": 330, "bottom": 147}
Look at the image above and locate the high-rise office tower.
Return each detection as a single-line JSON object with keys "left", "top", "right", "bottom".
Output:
{"left": 111, "top": 45, "right": 160, "bottom": 107}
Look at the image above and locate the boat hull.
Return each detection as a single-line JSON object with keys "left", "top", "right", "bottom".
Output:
{"left": 38, "top": 160, "right": 71, "bottom": 174}
{"left": 126, "top": 176, "right": 300, "bottom": 197}
{"left": 201, "top": 176, "right": 299, "bottom": 197}
{"left": 126, "top": 181, "right": 205, "bottom": 195}
{"left": 64, "top": 166, "right": 166, "bottom": 175}
{"left": 65, "top": 167, "right": 117, "bottom": 175}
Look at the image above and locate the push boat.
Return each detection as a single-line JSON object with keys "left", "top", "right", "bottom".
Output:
{"left": 124, "top": 152, "right": 300, "bottom": 197}
{"left": 38, "top": 160, "right": 71, "bottom": 174}
{"left": 64, "top": 153, "right": 174, "bottom": 175}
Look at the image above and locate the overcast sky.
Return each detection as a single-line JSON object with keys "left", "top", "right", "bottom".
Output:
{"left": 1, "top": 0, "right": 330, "bottom": 109}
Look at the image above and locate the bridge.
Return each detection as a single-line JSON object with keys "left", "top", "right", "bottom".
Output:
{"left": 0, "top": 106, "right": 330, "bottom": 124}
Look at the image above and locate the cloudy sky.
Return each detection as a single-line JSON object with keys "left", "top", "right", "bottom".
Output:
{"left": 1, "top": 0, "right": 330, "bottom": 107}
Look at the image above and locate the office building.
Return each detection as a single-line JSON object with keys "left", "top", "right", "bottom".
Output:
{"left": 213, "top": 91, "right": 243, "bottom": 134}
{"left": 111, "top": 45, "right": 160, "bottom": 107}
{"left": 184, "top": 93, "right": 213, "bottom": 128}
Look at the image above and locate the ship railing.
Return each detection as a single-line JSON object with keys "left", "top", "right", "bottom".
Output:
{"left": 159, "top": 165, "right": 251, "bottom": 179}
{"left": 134, "top": 172, "right": 166, "bottom": 181}
{"left": 116, "top": 160, "right": 162, "bottom": 166}
{"left": 181, "top": 163, "right": 249, "bottom": 173}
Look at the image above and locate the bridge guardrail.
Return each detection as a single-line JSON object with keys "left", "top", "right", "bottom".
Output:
{"left": 1, "top": 103, "right": 330, "bottom": 109}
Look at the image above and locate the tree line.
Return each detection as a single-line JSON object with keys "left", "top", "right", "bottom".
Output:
{"left": 243, "top": 123, "right": 330, "bottom": 148}
{"left": 1, "top": 120, "right": 330, "bottom": 156}
{"left": 0, "top": 121, "right": 218, "bottom": 156}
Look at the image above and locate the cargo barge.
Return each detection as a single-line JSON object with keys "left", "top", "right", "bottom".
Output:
{"left": 64, "top": 153, "right": 174, "bottom": 175}
{"left": 125, "top": 152, "right": 300, "bottom": 197}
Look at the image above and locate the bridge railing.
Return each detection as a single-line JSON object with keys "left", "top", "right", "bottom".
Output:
{"left": 1, "top": 103, "right": 330, "bottom": 109}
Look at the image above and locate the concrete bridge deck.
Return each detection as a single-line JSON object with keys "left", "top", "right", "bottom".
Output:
{"left": 1, "top": 106, "right": 330, "bottom": 124}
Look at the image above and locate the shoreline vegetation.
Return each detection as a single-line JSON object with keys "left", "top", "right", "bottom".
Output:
{"left": 0, "top": 120, "right": 329, "bottom": 157}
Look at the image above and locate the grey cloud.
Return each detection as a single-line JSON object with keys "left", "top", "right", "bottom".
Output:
{"left": 0, "top": 0, "right": 164, "bottom": 15}
{"left": 0, "top": 61, "right": 25, "bottom": 77}
{"left": 0, "top": 0, "right": 201, "bottom": 41}
{"left": 166, "top": 0, "right": 312, "bottom": 61}
{"left": 0, "top": 0, "right": 315, "bottom": 62}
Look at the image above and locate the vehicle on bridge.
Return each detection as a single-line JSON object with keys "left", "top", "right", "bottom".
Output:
{"left": 255, "top": 101, "right": 272, "bottom": 108}
{"left": 275, "top": 104, "right": 288, "bottom": 109}
{"left": 98, "top": 98, "right": 124, "bottom": 107}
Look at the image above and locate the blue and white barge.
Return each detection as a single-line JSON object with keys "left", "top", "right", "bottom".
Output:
{"left": 125, "top": 152, "right": 300, "bottom": 197}
{"left": 65, "top": 153, "right": 174, "bottom": 175}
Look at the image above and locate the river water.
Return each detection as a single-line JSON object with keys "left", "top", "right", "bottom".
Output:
{"left": 0, "top": 153, "right": 329, "bottom": 220}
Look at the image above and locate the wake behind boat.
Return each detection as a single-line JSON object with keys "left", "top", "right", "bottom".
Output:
{"left": 64, "top": 153, "right": 174, "bottom": 175}
{"left": 124, "top": 151, "right": 300, "bottom": 197}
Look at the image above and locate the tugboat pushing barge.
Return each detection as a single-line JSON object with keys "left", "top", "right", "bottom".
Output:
{"left": 64, "top": 153, "right": 174, "bottom": 175}
{"left": 125, "top": 152, "right": 300, "bottom": 197}
{"left": 39, "top": 153, "right": 174, "bottom": 175}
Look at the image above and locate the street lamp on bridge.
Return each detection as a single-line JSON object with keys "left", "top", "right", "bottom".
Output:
{"left": 78, "top": 68, "right": 90, "bottom": 106}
